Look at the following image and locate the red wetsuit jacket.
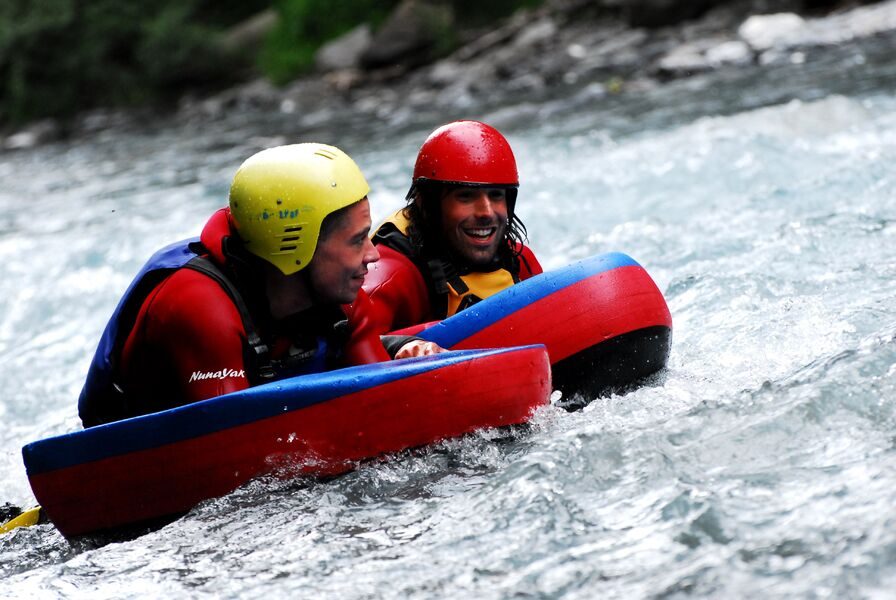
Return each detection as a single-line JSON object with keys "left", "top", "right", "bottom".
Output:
{"left": 363, "top": 213, "right": 542, "bottom": 334}
{"left": 116, "top": 208, "right": 389, "bottom": 416}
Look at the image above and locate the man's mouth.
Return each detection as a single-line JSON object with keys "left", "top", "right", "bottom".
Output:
{"left": 463, "top": 227, "right": 497, "bottom": 241}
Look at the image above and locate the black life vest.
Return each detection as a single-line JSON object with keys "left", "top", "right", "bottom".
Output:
{"left": 372, "top": 211, "right": 522, "bottom": 319}
{"left": 78, "top": 238, "right": 330, "bottom": 427}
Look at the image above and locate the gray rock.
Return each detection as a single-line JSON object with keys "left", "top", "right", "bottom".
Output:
{"left": 705, "top": 39, "right": 753, "bottom": 66}
{"left": 360, "top": 0, "right": 454, "bottom": 69}
{"left": 406, "top": 88, "right": 438, "bottom": 107}
{"left": 656, "top": 43, "right": 714, "bottom": 75}
{"left": 738, "top": 13, "right": 810, "bottom": 51}
{"left": 78, "top": 110, "right": 131, "bottom": 133}
{"left": 186, "top": 78, "right": 283, "bottom": 119}
{"left": 158, "top": 0, "right": 896, "bottom": 135}
{"left": 3, "top": 119, "right": 60, "bottom": 150}
{"left": 430, "top": 57, "right": 497, "bottom": 96}
{"left": 806, "top": 0, "right": 896, "bottom": 44}
{"left": 739, "top": 1, "right": 896, "bottom": 52}
{"left": 428, "top": 59, "right": 464, "bottom": 87}
{"left": 758, "top": 48, "right": 806, "bottom": 66}
{"left": 567, "top": 43, "right": 588, "bottom": 59}
{"left": 656, "top": 35, "right": 752, "bottom": 76}
{"left": 572, "top": 81, "right": 608, "bottom": 101}
{"left": 513, "top": 17, "right": 558, "bottom": 48}
{"left": 506, "top": 73, "right": 547, "bottom": 93}
{"left": 587, "top": 28, "right": 649, "bottom": 66}
{"left": 280, "top": 77, "right": 335, "bottom": 111}
{"left": 451, "top": 12, "right": 530, "bottom": 63}
{"left": 220, "top": 9, "right": 278, "bottom": 55}
{"left": 601, "top": 0, "right": 728, "bottom": 27}
{"left": 315, "top": 24, "right": 372, "bottom": 72}
{"left": 323, "top": 68, "right": 365, "bottom": 92}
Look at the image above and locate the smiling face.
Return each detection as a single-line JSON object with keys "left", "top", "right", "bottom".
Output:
{"left": 308, "top": 198, "right": 379, "bottom": 304}
{"left": 439, "top": 187, "right": 509, "bottom": 267}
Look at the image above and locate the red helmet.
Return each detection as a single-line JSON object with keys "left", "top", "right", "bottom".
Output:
{"left": 412, "top": 121, "right": 518, "bottom": 186}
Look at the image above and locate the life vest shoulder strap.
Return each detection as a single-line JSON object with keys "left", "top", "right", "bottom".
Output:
{"left": 79, "top": 240, "right": 276, "bottom": 427}
{"left": 372, "top": 219, "right": 413, "bottom": 256}
{"left": 181, "top": 249, "right": 274, "bottom": 382}
{"left": 371, "top": 210, "right": 530, "bottom": 319}
{"left": 372, "top": 215, "right": 466, "bottom": 317}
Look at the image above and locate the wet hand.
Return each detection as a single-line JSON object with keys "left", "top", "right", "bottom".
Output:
{"left": 394, "top": 340, "right": 445, "bottom": 359}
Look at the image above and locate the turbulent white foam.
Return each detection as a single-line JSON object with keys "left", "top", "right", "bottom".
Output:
{"left": 2, "top": 53, "right": 896, "bottom": 598}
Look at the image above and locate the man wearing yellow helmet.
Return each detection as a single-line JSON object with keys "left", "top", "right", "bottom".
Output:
{"left": 78, "top": 144, "right": 439, "bottom": 427}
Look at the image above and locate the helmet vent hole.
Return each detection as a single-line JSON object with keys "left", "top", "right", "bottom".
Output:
{"left": 284, "top": 225, "right": 303, "bottom": 232}
{"left": 280, "top": 245, "right": 297, "bottom": 252}
{"left": 281, "top": 236, "right": 299, "bottom": 242}
{"left": 314, "top": 149, "right": 338, "bottom": 160}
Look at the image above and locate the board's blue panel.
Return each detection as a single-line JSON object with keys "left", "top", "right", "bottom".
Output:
{"left": 419, "top": 252, "right": 639, "bottom": 348}
{"left": 24, "top": 346, "right": 538, "bottom": 475}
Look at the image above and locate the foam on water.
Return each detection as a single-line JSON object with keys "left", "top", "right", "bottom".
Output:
{"left": 1, "top": 48, "right": 895, "bottom": 598}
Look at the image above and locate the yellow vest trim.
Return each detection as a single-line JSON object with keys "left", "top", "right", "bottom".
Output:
{"left": 376, "top": 209, "right": 517, "bottom": 317}
{"left": 446, "top": 269, "right": 515, "bottom": 317}
{"left": 378, "top": 209, "right": 412, "bottom": 236}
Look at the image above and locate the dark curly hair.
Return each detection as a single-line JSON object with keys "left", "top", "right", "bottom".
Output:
{"left": 401, "top": 181, "right": 529, "bottom": 268}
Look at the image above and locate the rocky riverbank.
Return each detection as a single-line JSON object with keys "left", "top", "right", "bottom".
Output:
{"left": 4, "top": 0, "right": 896, "bottom": 150}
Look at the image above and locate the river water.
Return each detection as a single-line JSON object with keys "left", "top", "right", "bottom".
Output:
{"left": 1, "top": 36, "right": 895, "bottom": 599}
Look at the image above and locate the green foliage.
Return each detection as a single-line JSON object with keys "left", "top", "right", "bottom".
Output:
{"left": 260, "top": 0, "right": 399, "bottom": 84}
{"left": 0, "top": 0, "right": 266, "bottom": 125}
{"left": 259, "top": 0, "right": 544, "bottom": 83}
{"left": 0, "top": 0, "right": 80, "bottom": 123}
{"left": 0, "top": 0, "right": 546, "bottom": 124}
{"left": 137, "top": 5, "right": 232, "bottom": 89}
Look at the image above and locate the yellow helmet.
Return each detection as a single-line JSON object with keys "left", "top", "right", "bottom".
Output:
{"left": 229, "top": 143, "right": 370, "bottom": 275}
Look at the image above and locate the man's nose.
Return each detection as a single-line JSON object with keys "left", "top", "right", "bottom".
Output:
{"left": 473, "top": 192, "right": 495, "bottom": 217}
{"left": 363, "top": 238, "right": 380, "bottom": 265}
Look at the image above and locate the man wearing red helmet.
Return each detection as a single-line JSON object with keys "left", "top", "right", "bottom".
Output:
{"left": 363, "top": 121, "right": 542, "bottom": 332}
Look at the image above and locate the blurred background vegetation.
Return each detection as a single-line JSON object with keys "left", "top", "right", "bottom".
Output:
{"left": 0, "top": 0, "right": 540, "bottom": 126}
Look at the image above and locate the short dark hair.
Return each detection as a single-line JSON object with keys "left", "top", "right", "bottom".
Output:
{"left": 318, "top": 200, "right": 359, "bottom": 242}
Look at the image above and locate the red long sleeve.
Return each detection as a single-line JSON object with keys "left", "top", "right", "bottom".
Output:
{"left": 120, "top": 269, "right": 251, "bottom": 411}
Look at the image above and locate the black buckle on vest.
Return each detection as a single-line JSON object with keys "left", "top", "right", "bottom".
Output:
{"left": 428, "top": 258, "right": 469, "bottom": 295}
{"left": 249, "top": 336, "right": 275, "bottom": 380}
